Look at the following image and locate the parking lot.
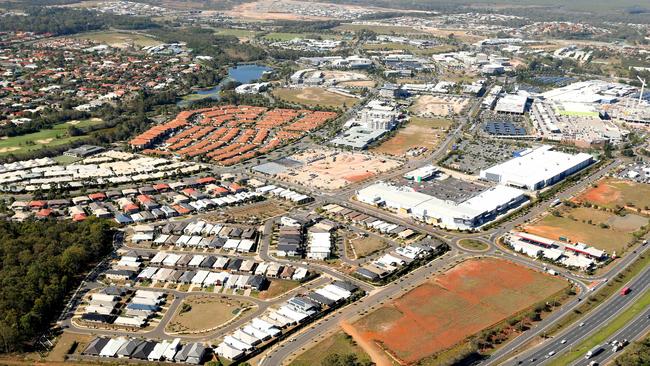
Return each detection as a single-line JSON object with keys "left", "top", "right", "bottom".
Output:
{"left": 440, "top": 137, "right": 530, "bottom": 174}
{"left": 395, "top": 175, "right": 489, "bottom": 204}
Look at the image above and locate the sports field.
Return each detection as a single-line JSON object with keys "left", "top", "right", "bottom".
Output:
{"left": 523, "top": 206, "right": 647, "bottom": 254}
{"left": 351, "top": 258, "right": 567, "bottom": 364}
{"left": 272, "top": 87, "right": 359, "bottom": 108}
{"left": 74, "top": 31, "right": 162, "bottom": 48}
{"left": 165, "top": 295, "right": 251, "bottom": 334}
{"left": 335, "top": 24, "right": 426, "bottom": 35}
{"left": 574, "top": 178, "right": 650, "bottom": 212}
{"left": 372, "top": 117, "right": 451, "bottom": 156}
{"left": 0, "top": 119, "right": 103, "bottom": 156}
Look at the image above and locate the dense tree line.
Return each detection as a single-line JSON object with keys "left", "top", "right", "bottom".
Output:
{"left": 0, "top": 218, "right": 114, "bottom": 353}
{"left": 0, "top": 7, "right": 158, "bottom": 35}
{"left": 150, "top": 27, "right": 266, "bottom": 64}
{"left": 272, "top": 20, "right": 341, "bottom": 33}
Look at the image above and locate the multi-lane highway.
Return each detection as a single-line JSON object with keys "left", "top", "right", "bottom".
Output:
{"left": 572, "top": 307, "right": 650, "bottom": 366}
{"left": 501, "top": 263, "right": 650, "bottom": 366}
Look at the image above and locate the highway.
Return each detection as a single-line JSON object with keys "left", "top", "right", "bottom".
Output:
{"left": 501, "top": 264, "right": 650, "bottom": 366}
{"left": 572, "top": 307, "right": 650, "bottom": 366}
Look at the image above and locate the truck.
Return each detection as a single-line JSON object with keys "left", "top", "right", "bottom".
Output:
{"left": 586, "top": 345, "right": 604, "bottom": 359}
{"left": 621, "top": 287, "right": 631, "bottom": 296}
{"left": 551, "top": 199, "right": 562, "bottom": 207}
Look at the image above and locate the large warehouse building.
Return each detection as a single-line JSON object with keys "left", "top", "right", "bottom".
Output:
{"left": 356, "top": 182, "right": 527, "bottom": 231}
{"left": 479, "top": 145, "right": 593, "bottom": 190}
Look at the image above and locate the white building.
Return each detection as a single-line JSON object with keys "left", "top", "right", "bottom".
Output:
{"left": 356, "top": 182, "right": 526, "bottom": 230}
{"left": 479, "top": 145, "right": 593, "bottom": 190}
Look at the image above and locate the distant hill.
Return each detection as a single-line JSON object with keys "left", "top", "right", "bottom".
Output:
{"left": 317, "top": 0, "right": 650, "bottom": 24}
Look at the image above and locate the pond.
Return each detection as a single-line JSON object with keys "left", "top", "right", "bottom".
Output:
{"left": 178, "top": 64, "right": 272, "bottom": 107}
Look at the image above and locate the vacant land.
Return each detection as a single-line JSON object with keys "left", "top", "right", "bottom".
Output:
{"left": 47, "top": 332, "right": 94, "bottom": 362}
{"left": 273, "top": 87, "right": 359, "bottom": 108}
{"left": 166, "top": 295, "right": 251, "bottom": 334}
{"left": 335, "top": 24, "right": 426, "bottom": 35}
{"left": 74, "top": 31, "right": 162, "bottom": 48}
{"left": 277, "top": 149, "right": 401, "bottom": 190}
{"left": 0, "top": 119, "right": 103, "bottom": 156}
{"left": 204, "top": 199, "right": 289, "bottom": 222}
{"left": 372, "top": 117, "right": 451, "bottom": 157}
{"left": 351, "top": 258, "right": 567, "bottom": 364}
{"left": 574, "top": 178, "right": 650, "bottom": 213}
{"left": 214, "top": 27, "right": 259, "bottom": 40}
{"left": 346, "top": 234, "right": 389, "bottom": 259}
{"left": 411, "top": 95, "right": 470, "bottom": 118}
{"left": 258, "top": 279, "right": 301, "bottom": 300}
{"left": 290, "top": 329, "right": 372, "bottom": 366}
{"left": 523, "top": 206, "right": 647, "bottom": 254}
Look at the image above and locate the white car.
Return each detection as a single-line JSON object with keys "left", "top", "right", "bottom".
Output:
{"left": 560, "top": 339, "right": 567, "bottom": 344}
{"left": 579, "top": 322, "right": 585, "bottom": 327}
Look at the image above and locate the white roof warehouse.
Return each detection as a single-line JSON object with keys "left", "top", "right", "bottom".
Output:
{"left": 479, "top": 145, "right": 593, "bottom": 190}
{"left": 356, "top": 182, "right": 526, "bottom": 231}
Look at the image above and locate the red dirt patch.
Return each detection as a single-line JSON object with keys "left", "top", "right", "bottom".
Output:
{"left": 352, "top": 258, "right": 567, "bottom": 364}
{"left": 344, "top": 171, "right": 374, "bottom": 183}
{"left": 573, "top": 182, "right": 620, "bottom": 206}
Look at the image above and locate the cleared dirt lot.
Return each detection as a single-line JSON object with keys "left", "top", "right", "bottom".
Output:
{"left": 574, "top": 177, "right": 650, "bottom": 213}
{"left": 410, "top": 95, "right": 470, "bottom": 118}
{"left": 166, "top": 295, "right": 252, "bottom": 334}
{"left": 277, "top": 149, "right": 401, "bottom": 190}
{"left": 372, "top": 117, "right": 452, "bottom": 157}
{"left": 350, "top": 258, "right": 567, "bottom": 364}
{"left": 273, "top": 87, "right": 359, "bottom": 108}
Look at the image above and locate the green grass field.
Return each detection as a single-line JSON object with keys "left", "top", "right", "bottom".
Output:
{"left": 363, "top": 42, "right": 457, "bottom": 56}
{"left": 458, "top": 239, "right": 489, "bottom": 251}
{"left": 261, "top": 32, "right": 340, "bottom": 41}
{"left": 290, "top": 330, "right": 372, "bottom": 366}
{"left": 74, "top": 31, "right": 161, "bottom": 47}
{"left": 524, "top": 206, "right": 648, "bottom": 255}
{"left": 214, "top": 27, "right": 259, "bottom": 39}
{"left": 0, "top": 119, "right": 103, "bottom": 157}
{"left": 335, "top": 24, "right": 426, "bottom": 35}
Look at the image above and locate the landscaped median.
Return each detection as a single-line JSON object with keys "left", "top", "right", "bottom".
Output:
{"left": 547, "top": 288, "right": 650, "bottom": 366}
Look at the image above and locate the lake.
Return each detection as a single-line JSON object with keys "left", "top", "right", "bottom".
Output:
{"left": 178, "top": 64, "right": 272, "bottom": 107}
